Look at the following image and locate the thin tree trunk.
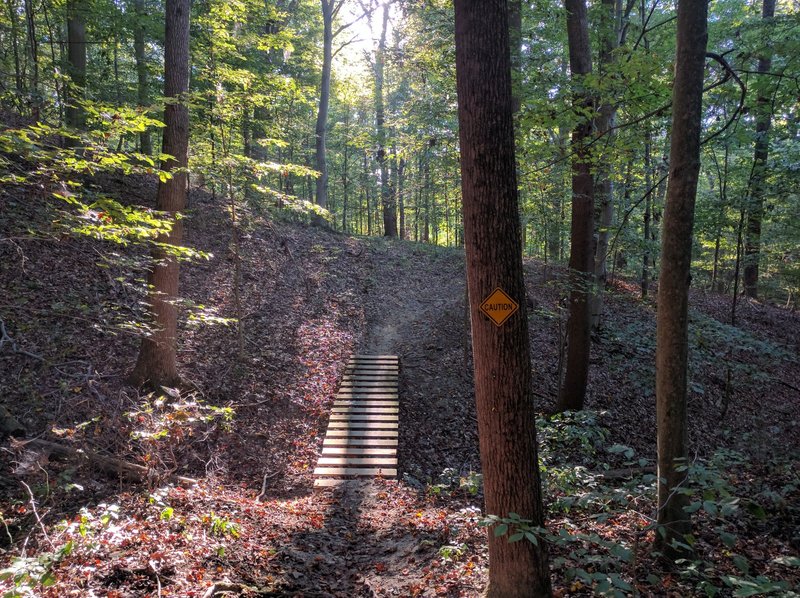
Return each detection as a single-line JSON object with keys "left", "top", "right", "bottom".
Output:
{"left": 341, "top": 107, "right": 350, "bottom": 232}
{"left": 23, "top": 0, "right": 38, "bottom": 120}
{"left": 6, "top": 0, "right": 23, "bottom": 111}
{"left": 375, "top": 2, "right": 396, "bottom": 237}
{"left": 41, "top": 1, "right": 63, "bottom": 123}
{"left": 129, "top": 0, "right": 191, "bottom": 389}
{"left": 743, "top": 0, "right": 776, "bottom": 299}
{"left": 655, "top": 0, "right": 707, "bottom": 559}
{"left": 65, "top": 0, "right": 86, "bottom": 137}
{"left": 590, "top": 0, "right": 619, "bottom": 330}
{"left": 314, "top": 0, "right": 334, "bottom": 221}
{"left": 454, "top": 1, "right": 552, "bottom": 594}
{"left": 398, "top": 156, "right": 406, "bottom": 239}
{"left": 557, "top": 0, "right": 594, "bottom": 413}
{"left": 642, "top": 128, "right": 653, "bottom": 298}
{"left": 133, "top": 0, "right": 152, "bottom": 154}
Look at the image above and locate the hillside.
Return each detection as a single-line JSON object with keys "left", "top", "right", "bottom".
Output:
{"left": 1, "top": 184, "right": 799, "bottom": 596}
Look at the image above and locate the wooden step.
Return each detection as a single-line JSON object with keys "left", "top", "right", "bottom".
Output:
{"left": 321, "top": 446, "right": 397, "bottom": 456}
{"left": 331, "top": 407, "right": 398, "bottom": 414}
{"left": 332, "top": 401, "right": 400, "bottom": 413}
{"left": 317, "top": 457, "right": 397, "bottom": 467}
{"left": 336, "top": 392, "right": 398, "bottom": 399}
{"left": 328, "top": 421, "right": 398, "bottom": 430}
{"left": 322, "top": 437, "right": 398, "bottom": 447}
{"left": 330, "top": 413, "right": 398, "bottom": 422}
{"left": 313, "top": 467, "right": 397, "bottom": 478}
{"left": 325, "top": 428, "right": 398, "bottom": 437}
{"left": 315, "top": 354, "right": 400, "bottom": 488}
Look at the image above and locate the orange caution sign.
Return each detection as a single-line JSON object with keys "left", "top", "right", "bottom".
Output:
{"left": 479, "top": 288, "right": 519, "bottom": 327}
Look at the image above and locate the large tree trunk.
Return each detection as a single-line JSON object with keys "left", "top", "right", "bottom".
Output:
{"left": 314, "top": 0, "right": 334, "bottom": 221}
{"left": 743, "top": 0, "right": 776, "bottom": 300}
{"left": 655, "top": 0, "right": 707, "bottom": 559}
{"left": 129, "top": 0, "right": 191, "bottom": 389}
{"left": 133, "top": 0, "right": 152, "bottom": 155}
{"left": 375, "top": 2, "right": 396, "bottom": 237}
{"left": 454, "top": 1, "right": 552, "bottom": 595}
{"left": 65, "top": 0, "right": 86, "bottom": 136}
{"left": 556, "top": 0, "right": 594, "bottom": 412}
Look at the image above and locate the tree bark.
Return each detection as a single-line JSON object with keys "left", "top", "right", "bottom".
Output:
{"left": 454, "top": 1, "right": 552, "bottom": 595}
{"left": 314, "top": 0, "right": 335, "bottom": 221}
{"left": 589, "top": 0, "right": 618, "bottom": 331}
{"left": 6, "top": 0, "right": 23, "bottom": 111}
{"left": 655, "top": 0, "right": 707, "bottom": 559}
{"left": 133, "top": 0, "right": 152, "bottom": 155}
{"left": 129, "top": 0, "right": 191, "bottom": 389}
{"left": 65, "top": 0, "right": 86, "bottom": 135}
{"left": 375, "top": 2, "right": 397, "bottom": 237}
{"left": 556, "top": 0, "right": 594, "bottom": 412}
{"left": 642, "top": 129, "right": 653, "bottom": 298}
{"left": 23, "top": 0, "right": 39, "bottom": 120}
{"left": 743, "top": 0, "right": 776, "bottom": 299}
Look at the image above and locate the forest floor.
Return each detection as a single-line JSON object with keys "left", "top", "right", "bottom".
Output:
{"left": 1, "top": 180, "right": 799, "bottom": 597}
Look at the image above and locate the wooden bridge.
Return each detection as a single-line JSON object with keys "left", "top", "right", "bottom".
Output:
{"left": 313, "top": 355, "right": 399, "bottom": 488}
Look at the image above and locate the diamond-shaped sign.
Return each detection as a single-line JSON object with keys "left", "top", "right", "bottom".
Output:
{"left": 480, "top": 287, "right": 519, "bottom": 327}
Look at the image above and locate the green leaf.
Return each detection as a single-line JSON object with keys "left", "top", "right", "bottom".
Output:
{"left": 731, "top": 554, "right": 750, "bottom": 575}
{"left": 508, "top": 532, "right": 524, "bottom": 543}
{"left": 703, "top": 500, "right": 718, "bottom": 517}
{"left": 685, "top": 501, "right": 703, "bottom": 514}
{"left": 773, "top": 555, "right": 800, "bottom": 567}
{"left": 719, "top": 531, "right": 737, "bottom": 549}
{"left": 493, "top": 523, "right": 508, "bottom": 537}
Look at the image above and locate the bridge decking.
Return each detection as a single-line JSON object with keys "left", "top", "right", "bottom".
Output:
{"left": 313, "top": 355, "right": 399, "bottom": 488}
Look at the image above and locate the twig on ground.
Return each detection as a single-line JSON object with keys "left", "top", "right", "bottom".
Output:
{"left": 20, "top": 481, "right": 54, "bottom": 551}
{"left": 255, "top": 470, "right": 282, "bottom": 502}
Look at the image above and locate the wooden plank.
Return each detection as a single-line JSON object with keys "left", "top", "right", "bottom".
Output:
{"left": 328, "top": 420, "right": 398, "bottom": 430}
{"left": 325, "top": 428, "right": 398, "bottom": 437}
{"left": 332, "top": 401, "right": 398, "bottom": 408}
{"left": 340, "top": 383, "right": 398, "bottom": 389}
{"left": 331, "top": 407, "right": 398, "bottom": 414}
{"left": 346, "top": 365, "right": 399, "bottom": 371}
{"left": 335, "top": 398, "right": 398, "bottom": 403}
{"left": 352, "top": 355, "right": 398, "bottom": 361}
{"left": 336, "top": 388, "right": 398, "bottom": 401}
{"left": 313, "top": 467, "right": 397, "bottom": 478}
{"left": 342, "top": 374, "right": 398, "bottom": 381}
{"left": 323, "top": 437, "right": 397, "bottom": 447}
{"left": 321, "top": 447, "right": 397, "bottom": 456}
{"left": 317, "top": 457, "right": 397, "bottom": 467}
{"left": 330, "top": 414, "right": 398, "bottom": 422}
